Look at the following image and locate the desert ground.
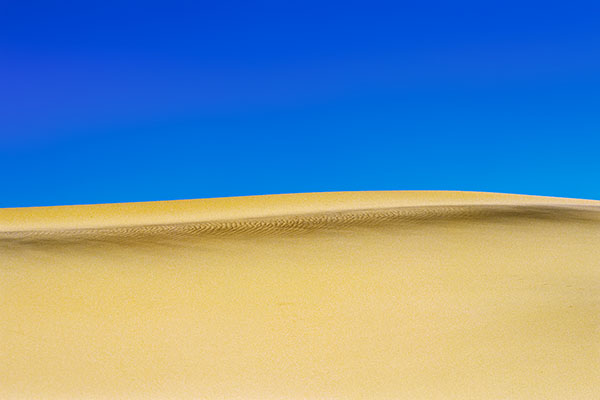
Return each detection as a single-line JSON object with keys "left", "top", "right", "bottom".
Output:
{"left": 1, "top": 191, "right": 599, "bottom": 399}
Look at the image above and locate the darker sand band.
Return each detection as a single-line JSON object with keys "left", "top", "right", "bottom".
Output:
{"left": 3, "top": 204, "right": 600, "bottom": 243}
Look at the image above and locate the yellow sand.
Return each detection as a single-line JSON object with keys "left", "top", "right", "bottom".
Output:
{"left": 1, "top": 191, "right": 599, "bottom": 399}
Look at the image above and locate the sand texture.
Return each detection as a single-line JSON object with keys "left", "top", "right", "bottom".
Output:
{"left": 1, "top": 191, "right": 599, "bottom": 399}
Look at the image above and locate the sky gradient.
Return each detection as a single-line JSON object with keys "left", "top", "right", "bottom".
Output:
{"left": 1, "top": 0, "right": 600, "bottom": 207}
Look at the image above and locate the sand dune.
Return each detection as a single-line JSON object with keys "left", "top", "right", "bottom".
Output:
{"left": 1, "top": 191, "right": 599, "bottom": 399}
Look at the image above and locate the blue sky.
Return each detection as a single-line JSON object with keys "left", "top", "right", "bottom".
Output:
{"left": 1, "top": 0, "right": 599, "bottom": 207}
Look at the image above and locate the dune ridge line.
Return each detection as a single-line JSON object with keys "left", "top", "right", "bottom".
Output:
{"left": 2, "top": 203, "right": 600, "bottom": 241}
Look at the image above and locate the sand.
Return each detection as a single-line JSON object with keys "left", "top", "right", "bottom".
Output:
{"left": 1, "top": 191, "right": 599, "bottom": 399}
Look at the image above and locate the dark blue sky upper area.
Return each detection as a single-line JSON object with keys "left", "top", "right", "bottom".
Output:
{"left": 1, "top": 1, "right": 600, "bottom": 206}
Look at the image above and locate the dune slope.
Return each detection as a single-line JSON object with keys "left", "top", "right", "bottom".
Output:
{"left": 1, "top": 191, "right": 599, "bottom": 399}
